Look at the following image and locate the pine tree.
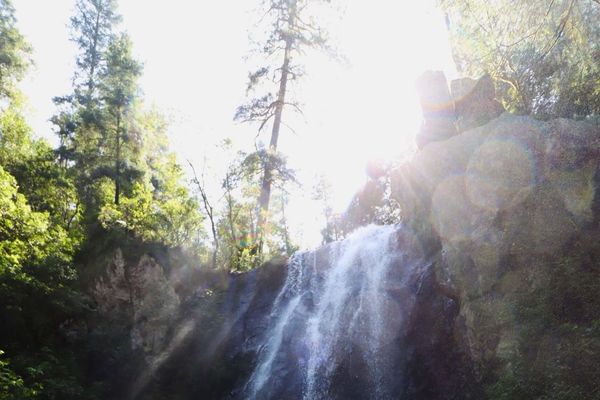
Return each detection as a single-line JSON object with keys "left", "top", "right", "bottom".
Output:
{"left": 52, "top": 0, "right": 120, "bottom": 166}
{"left": 235, "top": 0, "right": 333, "bottom": 253}
{"left": 99, "top": 33, "right": 142, "bottom": 205}
{"left": 51, "top": 0, "right": 122, "bottom": 217}
{"left": 0, "top": 0, "right": 31, "bottom": 102}
{"left": 71, "top": 0, "right": 121, "bottom": 104}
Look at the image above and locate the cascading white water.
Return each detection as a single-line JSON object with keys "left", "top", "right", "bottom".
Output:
{"left": 245, "top": 224, "right": 420, "bottom": 399}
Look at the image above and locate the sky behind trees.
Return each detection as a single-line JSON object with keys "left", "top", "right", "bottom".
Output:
{"left": 14, "top": 0, "right": 455, "bottom": 247}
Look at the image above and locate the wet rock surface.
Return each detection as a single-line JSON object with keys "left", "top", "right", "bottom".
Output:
{"left": 123, "top": 228, "right": 478, "bottom": 400}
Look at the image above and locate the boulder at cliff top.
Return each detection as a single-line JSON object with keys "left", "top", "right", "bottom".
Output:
{"left": 415, "top": 71, "right": 505, "bottom": 150}
{"left": 451, "top": 75, "right": 504, "bottom": 133}
{"left": 415, "top": 71, "right": 457, "bottom": 149}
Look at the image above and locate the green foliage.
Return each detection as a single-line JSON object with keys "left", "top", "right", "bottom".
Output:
{"left": 0, "top": 105, "right": 34, "bottom": 162}
{"left": 0, "top": 348, "right": 98, "bottom": 400}
{"left": 0, "top": 350, "right": 36, "bottom": 400}
{"left": 235, "top": 0, "right": 335, "bottom": 255}
{"left": 94, "top": 107, "right": 206, "bottom": 249}
{"left": 0, "top": 0, "right": 31, "bottom": 101}
{"left": 53, "top": 0, "right": 120, "bottom": 169}
{"left": 70, "top": 0, "right": 121, "bottom": 100}
{"left": 233, "top": 248, "right": 261, "bottom": 273}
{"left": 1, "top": 107, "right": 82, "bottom": 234}
{"left": 54, "top": 1, "right": 137, "bottom": 216}
{"left": 0, "top": 165, "right": 90, "bottom": 399}
{"left": 100, "top": 32, "right": 143, "bottom": 205}
{"left": 51, "top": 0, "right": 204, "bottom": 250}
{"left": 0, "top": 5, "right": 95, "bottom": 397}
{"left": 0, "top": 166, "right": 73, "bottom": 273}
{"left": 100, "top": 33, "right": 141, "bottom": 131}
{"left": 99, "top": 177, "right": 203, "bottom": 248}
{"left": 207, "top": 147, "right": 298, "bottom": 270}
{"left": 442, "top": 0, "right": 600, "bottom": 118}
{"left": 215, "top": 151, "right": 262, "bottom": 269}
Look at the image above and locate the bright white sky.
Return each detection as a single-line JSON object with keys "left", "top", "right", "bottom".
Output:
{"left": 14, "top": 0, "right": 456, "bottom": 248}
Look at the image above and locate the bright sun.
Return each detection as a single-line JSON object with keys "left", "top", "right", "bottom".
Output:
{"left": 281, "top": 1, "right": 457, "bottom": 245}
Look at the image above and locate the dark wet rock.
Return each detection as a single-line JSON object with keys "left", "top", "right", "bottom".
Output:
{"left": 130, "top": 233, "right": 478, "bottom": 400}
{"left": 83, "top": 227, "right": 475, "bottom": 399}
{"left": 129, "top": 260, "right": 289, "bottom": 400}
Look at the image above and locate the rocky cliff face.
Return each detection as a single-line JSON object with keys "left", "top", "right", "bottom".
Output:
{"left": 122, "top": 235, "right": 479, "bottom": 400}
{"left": 87, "top": 238, "right": 479, "bottom": 399}
{"left": 391, "top": 113, "right": 600, "bottom": 395}
{"left": 91, "top": 249, "right": 180, "bottom": 360}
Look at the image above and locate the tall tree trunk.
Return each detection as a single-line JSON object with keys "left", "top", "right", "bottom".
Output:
{"left": 256, "top": 35, "right": 292, "bottom": 252}
{"left": 114, "top": 109, "right": 121, "bottom": 205}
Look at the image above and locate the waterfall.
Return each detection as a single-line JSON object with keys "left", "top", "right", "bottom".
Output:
{"left": 244, "top": 224, "right": 421, "bottom": 399}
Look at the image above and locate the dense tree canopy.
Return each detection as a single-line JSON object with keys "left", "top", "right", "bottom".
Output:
{"left": 441, "top": 0, "right": 600, "bottom": 118}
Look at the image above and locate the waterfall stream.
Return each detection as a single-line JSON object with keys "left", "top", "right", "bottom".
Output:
{"left": 244, "top": 224, "right": 421, "bottom": 399}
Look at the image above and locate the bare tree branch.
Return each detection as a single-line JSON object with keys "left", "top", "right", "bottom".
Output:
{"left": 188, "top": 159, "right": 219, "bottom": 269}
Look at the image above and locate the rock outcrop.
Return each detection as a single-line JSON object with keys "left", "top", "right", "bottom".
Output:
{"left": 391, "top": 112, "right": 600, "bottom": 394}
{"left": 415, "top": 71, "right": 457, "bottom": 149}
{"left": 91, "top": 249, "right": 180, "bottom": 360}
{"left": 416, "top": 71, "right": 504, "bottom": 149}
{"left": 451, "top": 74, "right": 504, "bottom": 133}
{"left": 126, "top": 237, "right": 478, "bottom": 400}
